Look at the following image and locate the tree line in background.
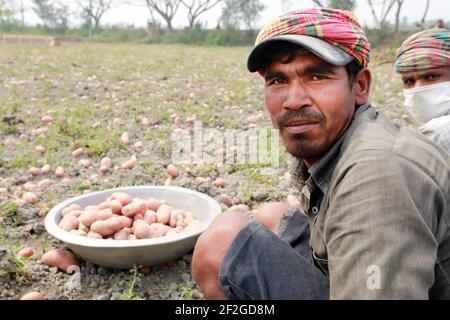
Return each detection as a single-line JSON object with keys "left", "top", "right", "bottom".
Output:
{"left": 0, "top": 0, "right": 445, "bottom": 47}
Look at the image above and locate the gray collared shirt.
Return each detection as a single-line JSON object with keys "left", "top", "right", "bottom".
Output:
{"left": 291, "top": 104, "right": 450, "bottom": 299}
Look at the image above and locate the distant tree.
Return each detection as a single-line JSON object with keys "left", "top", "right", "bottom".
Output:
{"left": 181, "top": 0, "right": 222, "bottom": 28}
{"left": 393, "top": 0, "right": 405, "bottom": 32}
{"left": 32, "top": 0, "right": 70, "bottom": 32}
{"left": 367, "top": 0, "right": 396, "bottom": 29}
{"left": 78, "top": 0, "right": 114, "bottom": 36}
{"left": 328, "top": 0, "right": 355, "bottom": 11}
{"left": 420, "top": 0, "right": 430, "bottom": 26}
{"left": 221, "top": 0, "right": 266, "bottom": 30}
{"left": 0, "top": 0, "right": 17, "bottom": 23}
{"left": 311, "top": 0, "right": 324, "bottom": 7}
{"left": 311, "top": 0, "right": 355, "bottom": 11}
{"left": 144, "top": 0, "right": 181, "bottom": 31}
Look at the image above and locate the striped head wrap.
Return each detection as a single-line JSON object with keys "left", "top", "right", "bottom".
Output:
{"left": 395, "top": 29, "right": 450, "bottom": 73}
{"left": 253, "top": 8, "right": 370, "bottom": 69}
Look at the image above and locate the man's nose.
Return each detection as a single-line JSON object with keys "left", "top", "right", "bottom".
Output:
{"left": 282, "top": 81, "right": 312, "bottom": 111}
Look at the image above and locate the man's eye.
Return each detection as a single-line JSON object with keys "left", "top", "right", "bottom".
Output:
{"left": 426, "top": 74, "right": 438, "bottom": 80}
{"left": 403, "top": 78, "right": 414, "bottom": 85}
{"left": 269, "top": 78, "right": 285, "bottom": 85}
{"left": 311, "top": 75, "right": 326, "bottom": 81}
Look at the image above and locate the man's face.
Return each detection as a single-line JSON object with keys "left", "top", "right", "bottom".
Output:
{"left": 401, "top": 66, "right": 450, "bottom": 89}
{"left": 263, "top": 53, "right": 360, "bottom": 166}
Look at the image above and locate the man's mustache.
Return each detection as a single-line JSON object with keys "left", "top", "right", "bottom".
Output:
{"left": 276, "top": 109, "right": 325, "bottom": 128}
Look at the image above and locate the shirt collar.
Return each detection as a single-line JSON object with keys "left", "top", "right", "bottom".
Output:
{"left": 291, "top": 104, "right": 371, "bottom": 194}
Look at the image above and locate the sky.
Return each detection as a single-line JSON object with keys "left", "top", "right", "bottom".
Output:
{"left": 17, "top": 0, "right": 450, "bottom": 29}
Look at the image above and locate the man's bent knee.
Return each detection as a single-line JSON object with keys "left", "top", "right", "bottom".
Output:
{"left": 192, "top": 212, "right": 250, "bottom": 299}
{"left": 255, "top": 202, "right": 290, "bottom": 232}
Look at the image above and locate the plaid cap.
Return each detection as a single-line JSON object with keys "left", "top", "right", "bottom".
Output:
{"left": 395, "top": 29, "right": 450, "bottom": 73}
{"left": 250, "top": 8, "right": 370, "bottom": 71}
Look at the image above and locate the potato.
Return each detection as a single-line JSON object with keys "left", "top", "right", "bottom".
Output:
{"left": 20, "top": 292, "right": 44, "bottom": 300}
{"left": 149, "top": 223, "right": 171, "bottom": 237}
{"left": 108, "top": 200, "right": 123, "bottom": 214}
{"left": 55, "top": 167, "right": 64, "bottom": 178}
{"left": 121, "top": 159, "right": 136, "bottom": 170}
{"left": 41, "top": 249, "right": 80, "bottom": 273}
{"left": 78, "top": 212, "right": 96, "bottom": 228}
{"left": 133, "top": 220, "right": 152, "bottom": 239}
{"left": 145, "top": 198, "right": 161, "bottom": 211}
{"left": 134, "top": 141, "right": 143, "bottom": 149}
{"left": 134, "top": 213, "right": 144, "bottom": 221}
{"left": 141, "top": 117, "right": 150, "bottom": 127}
{"left": 78, "top": 222, "right": 89, "bottom": 233}
{"left": 23, "top": 182, "right": 37, "bottom": 192}
{"left": 91, "top": 216, "right": 131, "bottom": 236}
{"left": 213, "top": 178, "right": 226, "bottom": 188}
{"left": 98, "top": 202, "right": 110, "bottom": 210}
{"left": 110, "top": 192, "right": 133, "bottom": 206}
{"left": 85, "top": 205, "right": 99, "bottom": 211}
{"left": 100, "top": 157, "right": 112, "bottom": 167}
{"left": 121, "top": 132, "right": 130, "bottom": 145}
{"left": 71, "top": 147, "right": 84, "bottom": 158}
{"left": 35, "top": 145, "right": 46, "bottom": 153}
{"left": 17, "top": 247, "right": 34, "bottom": 258}
{"left": 65, "top": 209, "right": 83, "bottom": 218}
{"left": 176, "top": 217, "right": 187, "bottom": 228}
{"left": 167, "top": 164, "right": 178, "bottom": 178}
{"left": 78, "top": 208, "right": 112, "bottom": 227}
{"left": 128, "top": 234, "right": 137, "bottom": 240}
{"left": 143, "top": 210, "right": 157, "bottom": 225}
{"left": 99, "top": 157, "right": 112, "bottom": 173}
{"left": 117, "top": 216, "right": 132, "bottom": 228}
{"left": 70, "top": 230, "right": 87, "bottom": 236}
{"left": 61, "top": 204, "right": 82, "bottom": 217}
{"left": 113, "top": 229, "right": 129, "bottom": 240}
{"left": 157, "top": 204, "right": 171, "bottom": 225}
{"left": 23, "top": 192, "right": 38, "bottom": 204}
{"left": 78, "top": 159, "right": 92, "bottom": 169}
{"left": 40, "top": 164, "right": 51, "bottom": 174}
{"left": 90, "top": 220, "right": 113, "bottom": 236}
{"left": 28, "top": 167, "right": 41, "bottom": 176}
{"left": 41, "top": 115, "right": 53, "bottom": 123}
{"left": 122, "top": 199, "right": 147, "bottom": 217}
{"left": 58, "top": 215, "right": 79, "bottom": 232}
{"left": 169, "top": 210, "right": 184, "bottom": 228}
{"left": 37, "top": 178, "right": 53, "bottom": 188}
{"left": 87, "top": 231, "right": 103, "bottom": 239}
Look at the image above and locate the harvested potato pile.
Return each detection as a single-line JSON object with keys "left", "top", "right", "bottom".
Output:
{"left": 58, "top": 192, "right": 201, "bottom": 240}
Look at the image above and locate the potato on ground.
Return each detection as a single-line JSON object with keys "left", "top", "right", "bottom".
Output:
{"left": 41, "top": 249, "right": 80, "bottom": 273}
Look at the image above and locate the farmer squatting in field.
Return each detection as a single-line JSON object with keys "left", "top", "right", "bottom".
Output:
{"left": 191, "top": 8, "right": 450, "bottom": 299}
{"left": 395, "top": 28, "right": 450, "bottom": 154}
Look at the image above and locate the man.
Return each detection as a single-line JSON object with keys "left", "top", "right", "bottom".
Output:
{"left": 192, "top": 8, "right": 450, "bottom": 299}
{"left": 435, "top": 19, "right": 448, "bottom": 30}
{"left": 395, "top": 29, "right": 450, "bottom": 153}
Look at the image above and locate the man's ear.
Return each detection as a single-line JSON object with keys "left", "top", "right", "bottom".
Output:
{"left": 354, "top": 68, "right": 371, "bottom": 106}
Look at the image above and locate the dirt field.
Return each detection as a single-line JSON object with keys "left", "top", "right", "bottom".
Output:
{"left": 0, "top": 43, "right": 413, "bottom": 300}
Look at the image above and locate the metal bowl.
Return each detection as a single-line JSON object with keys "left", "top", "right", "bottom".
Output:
{"left": 44, "top": 186, "right": 221, "bottom": 269}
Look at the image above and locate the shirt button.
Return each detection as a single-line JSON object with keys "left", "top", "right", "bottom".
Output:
{"left": 311, "top": 207, "right": 319, "bottom": 215}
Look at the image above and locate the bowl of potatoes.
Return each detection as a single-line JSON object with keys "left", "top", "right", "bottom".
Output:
{"left": 44, "top": 186, "right": 222, "bottom": 268}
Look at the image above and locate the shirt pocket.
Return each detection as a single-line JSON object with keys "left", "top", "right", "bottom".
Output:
{"left": 312, "top": 250, "right": 330, "bottom": 277}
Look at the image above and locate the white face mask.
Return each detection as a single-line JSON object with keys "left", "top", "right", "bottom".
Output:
{"left": 403, "top": 81, "right": 450, "bottom": 123}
